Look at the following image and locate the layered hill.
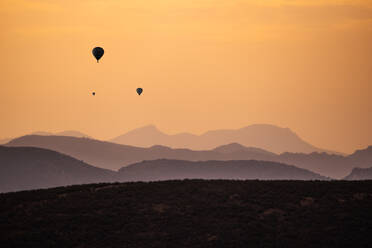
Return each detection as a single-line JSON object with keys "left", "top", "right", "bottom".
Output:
{"left": 33, "top": 130, "right": 91, "bottom": 138}
{"left": 0, "top": 146, "right": 116, "bottom": 192}
{"left": 6, "top": 136, "right": 278, "bottom": 171}
{"left": 0, "top": 145, "right": 328, "bottom": 192}
{"left": 1, "top": 180, "right": 372, "bottom": 247}
{"left": 7, "top": 135, "right": 372, "bottom": 178}
{"left": 344, "top": 167, "right": 372, "bottom": 180}
{"left": 0, "top": 130, "right": 90, "bottom": 145}
{"left": 111, "top": 124, "right": 335, "bottom": 154}
{"left": 119, "top": 159, "right": 327, "bottom": 181}
{"left": 348, "top": 146, "right": 372, "bottom": 167}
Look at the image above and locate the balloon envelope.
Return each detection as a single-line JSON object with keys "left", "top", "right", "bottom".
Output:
{"left": 136, "top": 88, "right": 143, "bottom": 95}
{"left": 92, "top": 47, "right": 104, "bottom": 62}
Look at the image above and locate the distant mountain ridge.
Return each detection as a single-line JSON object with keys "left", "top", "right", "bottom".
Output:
{"left": 6, "top": 135, "right": 372, "bottom": 178}
{"left": 6, "top": 136, "right": 277, "bottom": 171}
{"left": 110, "top": 124, "right": 338, "bottom": 154}
{"left": 2, "top": 124, "right": 340, "bottom": 154}
{"left": 0, "top": 131, "right": 90, "bottom": 144}
{"left": 0, "top": 146, "right": 327, "bottom": 192}
{"left": 32, "top": 130, "right": 91, "bottom": 138}
{"left": 344, "top": 166, "right": 372, "bottom": 180}
{"left": 118, "top": 159, "right": 327, "bottom": 181}
{"left": 212, "top": 143, "right": 276, "bottom": 156}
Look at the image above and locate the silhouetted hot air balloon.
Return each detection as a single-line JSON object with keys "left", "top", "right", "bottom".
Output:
{"left": 136, "top": 88, "right": 143, "bottom": 95}
{"left": 92, "top": 47, "right": 104, "bottom": 63}
{"left": 92, "top": 92, "right": 96, "bottom": 96}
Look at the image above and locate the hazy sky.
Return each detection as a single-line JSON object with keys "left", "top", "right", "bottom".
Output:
{"left": 1, "top": 0, "right": 371, "bottom": 153}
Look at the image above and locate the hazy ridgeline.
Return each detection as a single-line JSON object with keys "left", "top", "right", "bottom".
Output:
{"left": 1, "top": 124, "right": 372, "bottom": 193}
{"left": 110, "top": 124, "right": 336, "bottom": 154}
{"left": 6, "top": 135, "right": 372, "bottom": 179}
{"left": 0, "top": 146, "right": 327, "bottom": 193}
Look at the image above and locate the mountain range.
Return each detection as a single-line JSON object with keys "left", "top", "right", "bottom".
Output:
{"left": 0, "top": 146, "right": 326, "bottom": 193}
{"left": 2, "top": 124, "right": 338, "bottom": 154}
{"left": 110, "top": 124, "right": 338, "bottom": 154}
{"left": 6, "top": 135, "right": 372, "bottom": 178}
{"left": 6, "top": 136, "right": 278, "bottom": 171}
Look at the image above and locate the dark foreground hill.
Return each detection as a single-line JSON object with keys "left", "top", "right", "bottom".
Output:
{"left": 0, "top": 146, "right": 117, "bottom": 192}
{"left": 1, "top": 180, "right": 372, "bottom": 248}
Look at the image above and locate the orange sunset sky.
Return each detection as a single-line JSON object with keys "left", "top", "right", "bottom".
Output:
{"left": 1, "top": 0, "right": 371, "bottom": 153}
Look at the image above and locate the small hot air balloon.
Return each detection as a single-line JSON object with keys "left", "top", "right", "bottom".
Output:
{"left": 136, "top": 88, "right": 143, "bottom": 95}
{"left": 92, "top": 47, "right": 104, "bottom": 63}
{"left": 92, "top": 92, "right": 96, "bottom": 96}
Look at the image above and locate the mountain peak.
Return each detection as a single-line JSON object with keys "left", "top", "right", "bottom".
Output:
{"left": 213, "top": 143, "right": 248, "bottom": 153}
{"left": 213, "top": 143, "right": 276, "bottom": 156}
{"left": 138, "top": 124, "right": 159, "bottom": 131}
{"left": 57, "top": 130, "right": 90, "bottom": 138}
{"left": 110, "top": 125, "right": 167, "bottom": 147}
{"left": 239, "top": 124, "right": 295, "bottom": 136}
{"left": 124, "top": 125, "right": 164, "bottom": 136}
{"left": 149, "top": 145, "right": 172, "bottom": 151}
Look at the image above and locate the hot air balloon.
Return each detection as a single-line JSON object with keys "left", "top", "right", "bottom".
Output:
{"left": 92, "top": 47, "right": 104, "bottom": 63}
{"left": 136, "top": 88, "right": 143, "bottom": 95}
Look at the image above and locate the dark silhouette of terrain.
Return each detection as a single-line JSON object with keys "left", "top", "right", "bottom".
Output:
{"left": 119, "top": 159, "right": 327, "bottom": 181}
{"left": 1, "top": 124, "right": 339, "bottom": 155}
{"left": 344, "top": 166, "right": 372, "bottom": 180}
{"left": 0, "top": 130, "right": 90, "bottom": 144}
{"left": 0, "top": 146, "right": 326, "bottom": 192}
{"left": 1, "top": 180, "right": 372, "bottom": 248}
{"left": 6, "top": 136, "right": 279, "bottom": 171}
{"left": 348, "top": 146, "right": 372, "bottom": 167}
{"left": 0, "top": 146, "right": 116, "bottom": 192}
{"left": 212, "top": 142, "right": 276, "bottom": 156}
{"left": 111, "top": 124, "right": 338, "bottom": 154}
{"left": 275, "top": 146, "right": 372, "bottom": 179}
{"left": 276, "top": 152, "right": 350, "bottom": 179}
{"left": 7, "top": 135, "right": 372, "bottom": 178}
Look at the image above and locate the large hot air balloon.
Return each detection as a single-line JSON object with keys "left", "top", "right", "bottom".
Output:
{"left": 136, "top": 88, "right": 143, "bottom": 95}
{"left": 92, "top": 47, "right": 104, "bottom": 63}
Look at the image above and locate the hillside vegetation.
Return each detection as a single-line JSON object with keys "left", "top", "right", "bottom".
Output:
{"left": 1, "top": 180, "right": 372, "bottom": 248}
